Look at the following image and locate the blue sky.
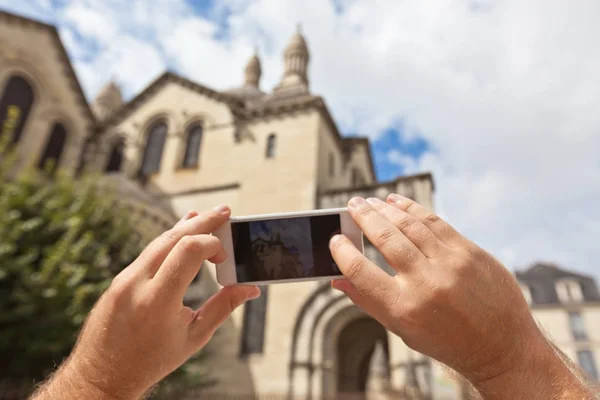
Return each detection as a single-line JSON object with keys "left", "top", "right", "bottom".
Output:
{"left": 2, "top": 0, "right": 600, "bottom": 279}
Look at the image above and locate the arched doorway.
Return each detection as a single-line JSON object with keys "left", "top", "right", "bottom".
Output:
{"left": 336, "top": 317, "right": 389, "bottom": 399}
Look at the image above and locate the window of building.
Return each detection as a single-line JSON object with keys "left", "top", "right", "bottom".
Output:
{"left": 182, "top": 125, "right": 203, "bottom": 168}
{"left": 106, "top": 140, "right": 124, "bottom": 173}
{"left": 240, "top": 287, "right": 268, "bottom": 357}
{"left": 329, "top": 153, "right": 335, "bottom": 177}
{"left": 0, "top": 75, "right": 35, "bottom": 145}
{"left": 139, "top": 121, "right": 167, "bottom": 177}
{"left": 519, "top": 284, "right": 532, "bottom": 305}
{"left": 577, "top": 350, "right": 598, "bottom": 380}
{"left": 569, "top": 312, "right": 588, "bottom": 341}
{"left": 37, "top": 123, "right": 67, "bottom": 174}
{"left": 266, "top": 133, "right": 276, "bottom": 158}
{"left": 556, "top": 279, "right": 584, "bottom": 303}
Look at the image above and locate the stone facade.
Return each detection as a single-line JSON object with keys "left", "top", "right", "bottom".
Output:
{"left": 1, "top": 10, "right": 597, "bottom": 400}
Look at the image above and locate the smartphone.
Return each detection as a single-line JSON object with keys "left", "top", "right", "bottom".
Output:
{"left": 213, "top": 208, "right": 363, "bottom": 286}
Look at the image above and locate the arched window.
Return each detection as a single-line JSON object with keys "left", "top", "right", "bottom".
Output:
{"left": 38, "top": 123, "right": 67, "bottom": 173}
{"left": 266, "top": 133, "right": 276, "bottom": 158}
{"left": 105, "top": 139, "right": 125, "bottom": 172}
{"left": 140, "top": 121, "right": 167, "bottom": 177}
{"left": 182, "top": 124, "right": 203, "bottom": 168}
{"left": 0, "top": 75, "right": 35, "bottom": 145}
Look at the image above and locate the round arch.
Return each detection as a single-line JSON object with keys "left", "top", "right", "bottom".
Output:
{"left": 288, "top": 285, "right": 391, "bottom": 399}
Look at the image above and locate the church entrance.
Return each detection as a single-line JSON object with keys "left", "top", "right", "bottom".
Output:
{"left": 335, "top": 317, "right": 389, "bottom": 399}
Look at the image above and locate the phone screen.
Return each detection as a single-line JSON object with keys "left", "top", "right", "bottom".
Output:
{"left": 231, "top": 214, "right": 343, "bottom": 283}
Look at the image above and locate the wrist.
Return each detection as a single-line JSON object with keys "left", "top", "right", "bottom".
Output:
{"left": 30, "top": 360, "right": 123, "bottom": 400}
{"left": 472, "top": 333, "right": 594, "bottom": 400}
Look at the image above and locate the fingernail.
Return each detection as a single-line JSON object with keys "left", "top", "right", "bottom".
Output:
{"left": 366, "top": 197, "right": 383, "bottom": 206}
{"left": 348, "top": 197, "right": 366, "bottom": 209}
{"left": 330, "top": 234, "right": 343, "bottom": 247}
{"left": 247, "top": 287, "right": 261, "bottom": 300}
{"left": 387, "top": 193, "right": 402, "bottom": 203}
{"left": 213, "top": 204, "right": 230, "bottom": 215}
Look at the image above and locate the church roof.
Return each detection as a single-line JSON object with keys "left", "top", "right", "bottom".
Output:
{"left": 0, "top": 10, "right": 95, "bottom": 126}
{"left": 96, "top": 68, "right": 378, "bottom": 180}
{"left": 97, "top": 71, "right": 245, "bottom": 129}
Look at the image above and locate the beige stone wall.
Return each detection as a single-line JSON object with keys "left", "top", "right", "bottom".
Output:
{"left": 316, "top": 118, "right": 347, "bottom": 190}
{"left": 0, "top": 21, "right": 92, "bottom": 173}
{"left": 533, "top": 305, "right": 600, "bottom": 374}
{"left": 316, "top": 117, "right": 375, "bottom": 192}
{"left": 100, "top": 82, "right": 329, "bottom": 396}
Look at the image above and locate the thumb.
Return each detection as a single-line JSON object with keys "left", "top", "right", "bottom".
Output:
{"left": 187, "top": 285, "right": 261, "bottom": 351}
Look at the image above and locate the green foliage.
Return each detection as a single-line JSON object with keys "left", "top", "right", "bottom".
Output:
{"left": 0, "top": 140, "right": 214, "bottom": 396}
{"left": 0, "top": 162, "right": 146, "bottom": 382}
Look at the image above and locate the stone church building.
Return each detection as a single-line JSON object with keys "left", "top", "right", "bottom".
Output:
{"left": 1, "top": 9, "right": 598, "bottom": 400}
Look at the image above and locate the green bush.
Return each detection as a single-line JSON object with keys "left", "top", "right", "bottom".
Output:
{"left": 0, "top": 161, "right": 145, "bottom": 382}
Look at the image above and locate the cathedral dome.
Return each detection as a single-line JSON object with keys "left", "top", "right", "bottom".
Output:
{"left": 275, "top": 24, "right": 310, "bottom": 93}
{"left": 285, "top": 27, "right": 309, "bottom": 56}
{"left": 244, "top": 50, "right": 262, "bottom": 88}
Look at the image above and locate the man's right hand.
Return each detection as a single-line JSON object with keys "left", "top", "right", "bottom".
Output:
{"left": 330, "top": 194, "right": 596, "bottom": 399}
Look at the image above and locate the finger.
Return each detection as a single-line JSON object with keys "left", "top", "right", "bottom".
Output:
{"left": 332, "top": 278, "right": 401, "bottom": 332}
{"left": 188, "top": 285, "right": 261, "bottom": 351}
{"left": 207, "top": 247, "right": 227, "bottom": 264}
{"left": 135, "top": 205, "right": 231, "bottom": 277}
{"left": 347, "top": 197, "right": 426, "bottom": 272}
{"left": 151, "top": 235, "right": 223, "bottom": 301}
{"left": 330, "top": 234, "right": 400, "bottom": 311}
{"left": 365, "top": 197, "right": 449, "bottom": 258}
{"left": 387, "top": 194, "right": 467, "bottom": 247}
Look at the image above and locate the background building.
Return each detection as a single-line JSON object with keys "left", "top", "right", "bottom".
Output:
{"left": 0, "top": 9, "right": 597, "bottom": 399}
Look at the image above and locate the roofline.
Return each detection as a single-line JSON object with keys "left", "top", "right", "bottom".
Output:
{"left": 515, "top": 264, "right": 595, "bottom": 281}
{"left": 0, "top": 9, "right": 96, "bottom": 127}
{"left": 97, "top": 71, "right": 245, "bottom": 130}
{"left": 319, "top": 171, "right": 434, "bottom": 195}
{"left": 243, "top": 96, "right": 378, "bottom": 181}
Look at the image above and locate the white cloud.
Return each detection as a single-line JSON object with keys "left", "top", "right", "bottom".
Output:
{"left": 4, "top": 0, "right": 600, "bottom": 279}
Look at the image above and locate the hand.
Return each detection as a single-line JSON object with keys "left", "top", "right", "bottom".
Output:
{"left": 41, "top": 206, "right": 260, "bottom": 400}
{"left": 329, "top": 195, "right": 549, "bottom": 388}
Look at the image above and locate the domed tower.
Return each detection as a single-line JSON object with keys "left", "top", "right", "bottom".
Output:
{"left": 244, "top": 48, "right": 262, "bottom": 88}
{"left": 275, "top": 24, "right": 310, "bottom": 93}
{"left": 92, "top": 81, "right": 123, "bottom": 121}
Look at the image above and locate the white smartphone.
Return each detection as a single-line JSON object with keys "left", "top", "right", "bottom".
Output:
{"left": 213, "top": 208, "right": 363, "bottom": 286}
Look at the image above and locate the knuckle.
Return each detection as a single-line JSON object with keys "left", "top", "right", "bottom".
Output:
{"left": 107, "top": 274, "right": 131, "bottom": 300}
{"left": 159, "top": 229, "right": 180, "bottom": 246}
{"left": 455, "top": 248, "right": 477, "bottom": 270}
{"left": 133, "top": 295, "right": 154, "bottom": 315}
{"left": 379, "top": 238, "right": 408, "bottom": 264}
{"left": 397, "top": 198, "right": 415, "bottom": 211}
{"left": 355, "top": 205, "right": 375, "bottom": 219}
{"left": 228, "top": 293, "right": 244, "bottom": 314}
{"left": 395, "top": 215, "right": 418, "bottom": 232}
{"left": 421, "top": 212, "right": 441, "bottom": 225}
{"left": 179, "top": 235, "right": 203, "bottom": 254}
{"left": 345, "top": 256, "right": 366, "bottom": 281}
{"left": 373, "top": 228, "right": 397, "bottom": 246}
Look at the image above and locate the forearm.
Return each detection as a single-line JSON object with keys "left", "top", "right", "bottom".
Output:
{"left": 30, "top": 361, "right": 121, "bottom": 400}
{"left": 473, "top": 336, "right": 598, "bottom": 400}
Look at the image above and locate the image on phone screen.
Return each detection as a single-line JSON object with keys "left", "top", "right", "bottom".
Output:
{"left": 232, "top": 214, "right": 342, "bottom": 283}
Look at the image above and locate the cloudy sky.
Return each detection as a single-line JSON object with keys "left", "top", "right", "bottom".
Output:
{"left": 2, "top": 0, "right": 599, "bottom": 279}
